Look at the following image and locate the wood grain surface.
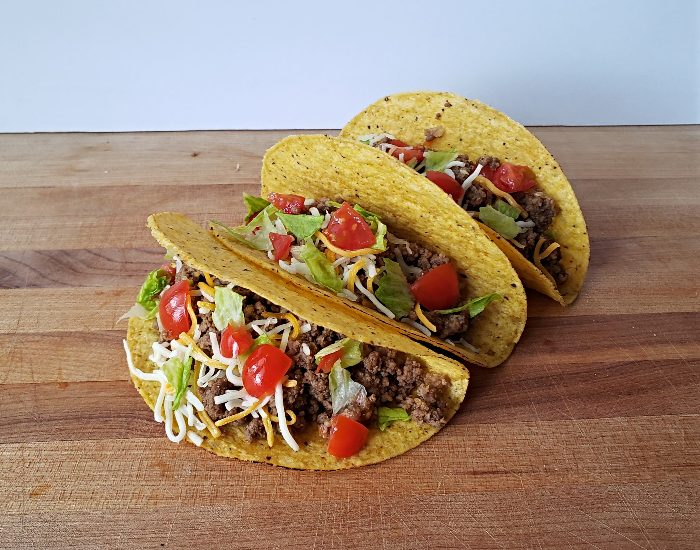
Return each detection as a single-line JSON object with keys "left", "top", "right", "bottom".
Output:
{"left": 0, "top": 127, "right": 698, "bottom": 549}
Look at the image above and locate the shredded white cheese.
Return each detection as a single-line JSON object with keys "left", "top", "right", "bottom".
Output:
{"left": 338, "top": 288, "right": 358, "bottom": 301}
{"left": 355, "top": 280, "right": 395, "bottom": 319}
{"left": 275, "top": 381, "right": 299, "bottom": 452}
{"left": 461, "top": 162, "right": 484, "bottom": 194}
{"left": 402, "top": 319, "right": 432, "bottom": 336}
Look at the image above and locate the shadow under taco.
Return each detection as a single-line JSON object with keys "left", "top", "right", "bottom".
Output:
{"left": 340, "top": 91, "right": 590, "bottom": 306}
{"left": 123, "top": 212, "right": 469, "bottom": 470}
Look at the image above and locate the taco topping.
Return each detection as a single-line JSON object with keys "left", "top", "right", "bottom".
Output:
{"left": 212, "top": 195, "right": 502, "bottom": 345}
{"left": 123, "top": 259, "right": 454, "bottom": 459}
{"left": 360, "top": 133, "right": 568, "bottom": 287}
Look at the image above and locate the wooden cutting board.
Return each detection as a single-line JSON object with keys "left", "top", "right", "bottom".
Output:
{"left": 0, "top": 127, "right": 698, "bottom": 549}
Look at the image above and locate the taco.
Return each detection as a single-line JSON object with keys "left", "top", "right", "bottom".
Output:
{"left": 340, "top": 91, "right": 590, "bottom": 305}
{"left": 123, "top": 212, "right": 469, "bottom": 470}
{"left": 209, "top": 135, "right": 527, "bottom": 368}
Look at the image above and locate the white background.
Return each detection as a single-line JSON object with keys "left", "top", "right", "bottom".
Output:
{"left": 1, "top": 0, "right": 698, "bottom": 132}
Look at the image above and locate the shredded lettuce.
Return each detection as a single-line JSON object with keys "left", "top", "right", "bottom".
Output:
{"left": 315, "top": 338, "right": 363, "bottom": 368}
{"left": 479, "top": 205, "right": 522, "bottom": 239}
{"left": 135, "top": 269, "right": 170, "bottom": 319}
{"left": 494, "top": 199, "right": 520, "bottom": 219}
{"left": 329, "top": 363, "right": 367, "bottom": 414}
{"left": 377, "top": 407, "right": 410, "bottom": 431}
{"left": 243, "top": 193, "right": 270, "bottom": 218}
{"left": 326, "top": 200, "right": 343, "bottom": 209}
{"left": 435, "top": 292, "right": 502, "bottom": 317}
{"left": 353, "top": 204, "right": 387, "bottom": 251}
{"left": 424, "top": 150, "right": 458, "bottom": 172}
{"left": 212, "top": 204, "right": 278, "bottom": 251}
{"left": 253, "top": 333, "right": 272, "bottom": 347}
{"left": 299, "top": 242, "right": 343, "bottom": 293}
{"left": 276, "top": 213, "right": 324, "bottom": 241}
{"left": 375, "top": 259, "right": 415, "bottom": 318}
{"left": 162, "top": 354, "right": 193, "bottom": 409}
{"left": 212, "top": 286, "right": 245, "bottom": 330}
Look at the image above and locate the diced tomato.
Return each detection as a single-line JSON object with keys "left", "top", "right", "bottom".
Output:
{"left": 489, "top": 163, "right": 537, "bottom": 193}
{"left": 390, "top": 146, "right": 424, "bottom": 165}
{"left": 389, "top": 139, "right": 408, "bottom": 147}
{"left": 267, "top": 192, "right": 306, "bottom": 214}
{"left": 327, "top": 415, "right": 369, "bottom": 458}
{"left": 220, "top": 325, "right": 253, "bottom": 358}
{"left": 159, "top": 263, "right": 176, "bottom": 283}
{"left": 410, "top": 263, "right": 460, "bottom": 311}
{"left": 317, "top": 349, "right": 343, "bottom": 373}
{"left": 323, "top": 202, "right": 376, "bottom": 251}
{"left": 159, "top": 280, "right": 191, "bottom": 339}
{"left": 242, "top": 344, "right": 293, "bottom": 398}
{"left": 269, "top": 232, "right": 294, "bottom": 261}
{"left": 425, "top": 171, "right": 463, "bottom": 202}
{"left": 479, "top": 163, "right": 498, "bottom": 182}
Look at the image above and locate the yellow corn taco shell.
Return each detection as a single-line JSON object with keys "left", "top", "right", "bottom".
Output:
{"left": 126, "top": 212, "right": 469, "bottom": 470}
{"left": 340, "top": 91, "right": 590, "bottom": 305}
{"left": 224, "top": 134, "right": 527, "bottom": 368}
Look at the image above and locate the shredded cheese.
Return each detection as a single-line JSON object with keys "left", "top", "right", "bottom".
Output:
{"left": 508, "top": 238, "right": 525, "bottom": 249}
{"left": 280, "top": 313, "right": 300, "bottom": 339}
{"left": 267, "top": 408, "right": 297, "bottom": 426}
{"left": 260, "top": 406, "right": 275, "bottom": 448}
{"left": 214, "top": 398, "right": 264, "bottom": 427}
{"left": 191, "top": 362, "right": 222, "bottom": 438}
{"left": 325, "top": 248, "right": 337, "bottom": 263}
{"left": 354, "top": 279, "right": 395, "bottom": 318}
{"left": 186, "top": 298, "right": 198, "bottom": 337}
{"left": 283, "top": 379, "right": 298, "bottom": 388}
{"left": 474, "top": 176, "right": 526, "bottom": 216}
{"left": 203, "top": 272, "right": 215, "bottom": 287}
{"left": 539, "top": 241, "right": 560, "bottom": 260}
{"left": 197, "top": 300, "right": 216, "bottom": 311}
{"left": 533, "top": 237, "right": 557, "bottom": 285}
{"left": 346, "top": 259, "right": 366, "bottom": 292}
{"left": 315, "top": 231, "right": 380, "bottom": 258}
{"left": 198, "top": 281, "right": 215, "bottom": 296}
{"left": 178, "top": 333, "right": 229, "bottom": 370}
{"left": 414, "top": 303, "right": 437, "bottom": 333}
{"left": 274, "top": 381, "right": 299, "bottom": 451}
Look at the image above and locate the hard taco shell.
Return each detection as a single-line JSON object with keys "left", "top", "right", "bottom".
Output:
{"left": 238, "top": 134, "right": 527, "bottom": 367}
{"left": 340, "top": 91, "right": 590, "bottom": 305}
{"left": 127, "top": 212, "right": 469, "bottom": 470}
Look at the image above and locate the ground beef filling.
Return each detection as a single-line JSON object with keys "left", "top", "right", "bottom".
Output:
{"left": 165, "top": 266, "right": 452, "bottom": 443}
{"left": 369, "top": 141, "right": 567, "bottom": 286}
{"left": 314, "top": 198, "right": 469, "bottom": 340}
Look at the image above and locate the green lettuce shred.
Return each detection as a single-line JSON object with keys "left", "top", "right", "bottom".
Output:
{"left": 375, "top": 259, "right": 415, "bottom": 318}
{"left": 162, "top": 354, "right": 193, "bottom": 409}
{"left": 276, "top": 213, "right": 324, "bottom": 241}
{"left": 479, "top": 205, "right": 522, "bottom": 239}
{"left": 212, "top": 286, "right": 245, "bottom": 330}
{"left": 243, "top": 193, "right": 270, "bottom": 218}
{"left": 435, "top": 293, "right": 502, "bottom": 318}
{"left": 136, "top": 269, "right": 170, "bottom": 319}
{"left": 299, "top": 242, "right": 343, "bottom": 293}
{"left": 329, "top": 363, "right": 367, "bottom": 414}
{"left": 377, "top": 407, "right": 411, "bottom": 431}
{"left": 424, "top": 150, "right": 458, "bottom": 172}
{"left": 494, "top": 199, "right": 521, "bottom": 219}
{"left": 315, "top": 338, "right": 363, "bottom": 368}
